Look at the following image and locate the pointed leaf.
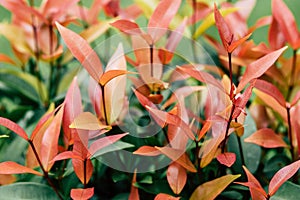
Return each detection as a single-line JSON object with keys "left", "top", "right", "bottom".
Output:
{"left": 244, "top": 128, "right": 287, "bottom": 148}
{"left": 133, "top": 146, "right": 161, "bottom": 156}
{"left": 167, "top": 162, "right": 187, "bottom": 194}
{"left": 155, "top": 146, "right": 197, "bottom": 172}
{"left": 254, "top": 79, "right": 286, "bottom": 107}
{"left": 72, "top": 158, "right": 93, "bottom": 184}
{"left": 190, "top": 174, "right": 241, "bottom": 200}
{"left": 268, "top": 17, "right": 285, "bottom": 50}
{"left": 146, "top": 106, "right": 195, "bottom": 140}
{"left": 70, "top": 112, "right": 110, "bottom": 131}
{"left": 129, "top": 170, "right": 139, "bottom": 200}
{"left": 0, "top": 117, "right": 28, "bottom": 140}
{"left": 41, "top": 106, "right": 64, "bottom": 171}
{"left": 272, "top": 0, "right": 300, "bottom": 49}
{"left": 51, "top": 151, "right": 83, "bottom": 163}
{"left": 154, "top": 193, "right": 180, "bottom": 200}
{"left": 56, "top": 22, "right": 103, "bottom": 82}
{"left": 269, "top": 160, "right": 300, "bottom": 196}
{"left": 0, "top": 161, "right": 42, "bottom": 176}
{"left": 228, "top": 33, "right": 252, "bottom": 53}
{"left": 31, "top": 107, "right": 55, "bottom": 140}
{"left": 214, "top": 4, "right": 234, "bottom": 51}
{"left": 197, "top": 120, "right": 212, "bottom": 141}
{"left": 148, "top": 0, "right": 181, "bottom": 42}
{"left": 99, "top": 70, "right": 135, "bottom": 86}
{"left": 110, "top": 19, "right": 142, "bottom": 35}
{"left": 70, "top": 188, "right": 94, "bottom": 200}
{"left": 237, "top": 46, "right": 287, "bottom": 92}
{"left": 88, "top": 133, "right": 128, "bottom": 157}
{"left": 216, "top": 152, "right": 236, "bottom": 167}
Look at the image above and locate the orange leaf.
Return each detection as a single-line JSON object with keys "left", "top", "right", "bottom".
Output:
{"left": 69, "top": 112, "right": 110, "bottom": 131}
{"left": 167, "top": 162, "right": 187, "bottom": 194}
{"left": 146, "top": 106, "right": 195, "bottom": 140}
{"left": 88, "top": 133, "right": 128, "bottom": 157}
{"left": 128, "top": 170, "right": 139, "bottom": 200}
{"left": 63, "top": 77, "right": 83, "bottom": 146}
{"left": 216, "top": 152, "right": 236, "bottom": 167}
{"left": 110, "top": 19, "right": 142, "bottom": 35}
{"left": 254, "top": 79, "right": 286, "bottom": 108}
{"left": 272, "top": 0, "right": 300, "bottom": 49}
{"left": 228, "top": 33, "right": 252, "bottom": 53}
{"left": 56, "top": 22, "right": 103, "bottom": 82}
{"left": 269, "top": 160, "right": 300, "bottom": 196}
{"left": 237, "top": 46, "right": 287, "bottom": 92}
{"left": 41, "top": 106, "right": 64, "bottom": 171}
{"left": 0, "top": 54, "right": 16, "bottom": 65}
{"left": 31, "top": 109, "right": 55, "bottom": 141}
{"left": 148, "top": 0, "right": 181, "bottom": 42}
{"left": 133, "top": 146, "right": 162, "bottom": 156}
{"left": 214, "top": 4, "right": 234, "bottom": 52}
{"left": 268, "top": 17, "right": 285, "bottom": 50}
{"left": 0, "top": 161, "right": 42, "bottom": 176}
{"left": 70, "top": 188, "right": 94, "bottom": 200}
{"left": 155, "top": 147, "right": 197, "bottom": 172}
{"left": 190, "top": 174, "right": 240, "bottom": 200}
{"left": 72, "top": 158, "right": 93, "bottom": 184}
{"left": 244, "top": 128, "right": 287, "bottom": 148}
{"left": 0, "top": 117, "right": 28, "bottom": 140}
{"left": 99, "top": 70, "right": 134, "bottom": 86}
{"left": 0, "top": 174, "right": 16, "bottom": 185}
{"left": 197, "top": 120, "right": 212, "bottom": 141}
{"left": 154, "top": 193, "right": 180, "bottom": 200}
{"left": 51, "top": 151, "right": 83, "bottom": 164}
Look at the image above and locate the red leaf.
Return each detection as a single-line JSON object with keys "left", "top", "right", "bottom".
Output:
{"left": 31, "top": 109, "right": 55, "bottom": 141}
{"left": 167, "top": 162, "right": 187, "bottom": 194}
{"left": 88, "top": 133, "right": 128, "bottom": 157}
{"left": 254, "top": 79, "right": 286, "bottom": 108}
{"left": 146, "top": 106, "right": 195, "bottom": 140}
{"left": 63, "top": 77, "right": 82, "bottom": 146}
{"left": 228, "top": 33, "right": 252, "bottom": 53}
{"left": 0, "top": 161, "right": 42, "bottom": 176}
{"left": 133, "top": 146, "right": 162, "bottom": 156}
{"left": 177, "top": 65, "right": 225, "bottom": 93}
{"left": 216, "top": 152, "right": 236, "bottom": 167}
{"left": 72, "top": 158, "right": 93, "bottom": 184}
{"left": 70, "top": 188, "right": 94, "bottom": 200}
{"left": 268, "top": 17, "right": 285, "bottom": 50}
{"left": 237, "top": 46, "right": 287, "bottom": 92}
{"left": 133, "top": 89, "right": 157, "bottom": 109}
{"left": 269, "top": 160, "right": 300, "bottom": 196}
{"left": 148, "top": 0, "right": 181, "bottom": 42}
{"left": 155, "top": 146, "right": 197, "bottom": 172}
{"left": 110, "top": 19, "right": 142, "bottom": 35}
{"left": 56, "top": 22, "right": 103, "bottom": 82}
{"left": 244, "top": 128, "right": 287, "bottom": 148}
{"left": 214, "top": 4, "right": 234, "bottom": 52}
{"left": 0, "top": 117, "right": 28, "bottom": 140}
{"left": 154, "top": 193, "right": 180, "bottom": 200}
{"left": 272, "top": 0, "right": 300, "bottom": 49}
{"left": 51, "top": 151, "right": 83, "bottom": 164}
{"left": 41, "top": 106, "right": 64, "bottom": 171}
{"left": 236, "top": 166, "right": 267, "bottom": 199}
{"left": 128, "top": 170, "right": 139, "bottom": 200}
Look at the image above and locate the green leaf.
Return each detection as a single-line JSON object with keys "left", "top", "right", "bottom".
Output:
{"left": 0, "top": 182, "right": 60, "bottom": 200}
{"left": 271, "top": 181, "right": 300, "bottom": 200}
{"left": 92, "top": 141, "right": 134, "bottom": 158}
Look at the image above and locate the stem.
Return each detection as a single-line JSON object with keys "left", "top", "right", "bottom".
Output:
{"left": 286, "top": 107, "right": 295, "bottom": 161}
{"left": 266, "top": 194, "right": 270, "bottom": 200}
{"left": 235, "top": 118, "right": 245, "bottom": 166}
{"left": 100, "top": 85, "right": 109, "bottom": 125}
{"left": 28, "top": 140, "right": 63, "bottom": 200}
{"left": 228, "top": 52, "right": 234, "bottom": 98}
{"left": 150, "top": 44, "right": 154, "bottom": 77}
{"left": 287, "top": 49, "right": 297, "bottom": 100}
{"left": 195, "top": 140, "right": 201, "bottom": 172}
{"left": 83, "top": 159, "right": 87, "bottom": 188}
{"left": 221, "top": 104, "right": 235, "bottom": 153}
{"left": 48, "top": 24, "right": 55, "bottom": 98}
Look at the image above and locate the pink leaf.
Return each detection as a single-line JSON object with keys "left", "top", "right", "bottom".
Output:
{"left": 41, "top": 106, "right": 64, "bottom": 171}
{"left": 0, "top": 161, "right": 42, "bottom": 176}
{"left": 88, "top": 133, "right": 128, "bottom": 157}
{"left": 237, "top": 46, "right": 287, "bottom": 92}
{"left": 0, "top": 117, "right": 28, "bottom": 140}
{"left": 154, "top": 193, "right": 180, "bottom": 200}
{"left": 70, "top": 188, "right": 94, "bottom": 200}
{"left": 133, "top": 146, "right": 162, "bottom": 156}
{"left": 51, "top": 151, "right": 83, "bottom": 164}
{"left": 268, "top": 17, "right": 285, "bottom": 50}
{"left": 110, "top": 19, "right": 142, "bottom": 35}
{"left": 148, "top": 0, "right": 182, "bottom": 42}
{"left": 63, "top": 77, "right": 82, "bottom": 146}
{"left": 216, "top": 152, "right": 236, "bottom": 167}
{"left": 272, "top": 0, "right": 300, "bottom": 49}
{"left": 254, "top": 79, "right": 286, "bottom": 108}
{"left": 167, "top": 162, "right": 187, "bottom": 194}
{"left": 166, "top": 17, "right": 187, "bottom": 52}
{"left": 56, "top": 22, "right": 103, "bottom": 82}
{"left": 244, "top": 128, "right": 287, "bottom": 148}
{"left": 269, "top": 160, "right": 300, "bottom": 196}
